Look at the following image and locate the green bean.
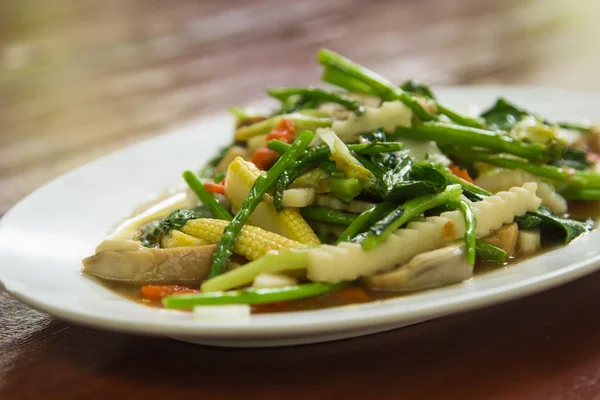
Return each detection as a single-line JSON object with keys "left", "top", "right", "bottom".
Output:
{"left": 164, "top": 282, "right": 349, "bottom": 309}
{"left": 451, "top": 199, "right": 476, "bottom": 265}
{"left": 475, "top": 240, "right": 507, "bottom": 264}
{"left": 336, "top": 202, "right": 395, "bottom": 244}
{"left": 317, "top": 49, "right": 436, "bottom": 121}
{"left": 393, "top": 122, "right": 558, "bottom": 162}
{"left": 182, "top": 171, "right": 233, "bottom": 221}
{"left": 268, "top": 87, "right": 365, "bottom": 115}
{"left": 361, "top": 184, "right": 462, "bottom": 251}
{"left": 209, "top": 131, "right": 315, "bottom": 278}
{"left": 301, "top": 206, "right": 357, "bottom": 227}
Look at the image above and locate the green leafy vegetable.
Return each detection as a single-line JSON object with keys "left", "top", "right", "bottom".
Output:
{"left": 382, "top": 158, "right": 448, "bottom": 200}
{"left": 549, "top": 147, "right": 592, "bottom": 171}
{"left": 480, "top": 98, "right": 547, "bottom": 131}
{"left": 515, "top": 207, "right": 593, "bottom": 244}
{"left": 400, "top": 80, "right": 436, "bottom": 99}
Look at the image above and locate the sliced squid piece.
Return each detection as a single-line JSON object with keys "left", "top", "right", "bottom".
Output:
{"left": 83, "top": 240, "right": 216, "bottom": 284}
{"left": 365, "top": 244, "right": 472, "bottom": 292}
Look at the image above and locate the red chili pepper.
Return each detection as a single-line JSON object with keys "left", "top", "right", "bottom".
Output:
{"left": 250, "top": 147, "right": 281, "bottom": 170}
{"left": 265, "top": 118, "right": 296, "bottom": 143}
{"left": 141, "top": 285, "right": 199, "bottom": 302}
{"left": 203, "top": 182, "right": 225, "bottom": 195}
{"left": 449, "top": 164, "right": 475, "bottom": 183}
{"left": 250, "top": 119, "right": 296, "bottom": 170}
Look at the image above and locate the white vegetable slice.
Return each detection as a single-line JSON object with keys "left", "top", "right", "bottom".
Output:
{"left": 518, "top": 229, "right": 541, "bottom": 254}
{"left": 281, "top": 188, "right": 315, "bottom": 208}
{"left": 315, "top": 195, "right": 374, "bottom": 213}
{"left": 476, "top": 169, "right": 567, "bottom": 214}
{"left": 307, "top": 183, "right": 541, "bottom": 283}
{"left": 395, "top": 139, "right": 451, "bottom": 166}
{"left": 325, "top": 100, "right": 413, "bottom": 143}
{"left": 252, "top": 273, "right": 298, "bottom": 289}
{"left": 193, "top": 305, "right": 251, "bottom": 321}
{"left": 317, "top": 128, "right": 372, "bottom": 183}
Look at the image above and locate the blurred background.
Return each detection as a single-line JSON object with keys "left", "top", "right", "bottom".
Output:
{"left": 1, "top": 0, "right": 599, "bottom": 213}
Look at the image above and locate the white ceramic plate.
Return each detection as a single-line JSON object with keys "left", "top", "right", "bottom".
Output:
{"left": 1, "top": 87, "right": 600, "bottom": 348}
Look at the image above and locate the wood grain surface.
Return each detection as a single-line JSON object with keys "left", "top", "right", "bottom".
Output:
{"left": 2, "top": 0, "right": 600, "bottom": 398}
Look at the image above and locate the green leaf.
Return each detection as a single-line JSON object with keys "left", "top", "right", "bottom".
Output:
{"left": 400, "top": 80, "right": 436, "bottom": 99}
{"left": 479, "top": 98, "right": 545, "bottom": 130}
{"left": 515, "top": 207, "right": 594, "bottom": 243}
{"left": 138, "top": 208, "right": 208, "bottom": 248}
{"left": 549, "top": 147, "right": 592, "bottom": 171}
{"left": 382, "top": 158, "right": 448, "bottom": 200}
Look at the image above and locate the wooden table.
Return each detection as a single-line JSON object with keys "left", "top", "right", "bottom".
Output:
{"left": 2, "top": 0, "right": 600, "bottom": 398}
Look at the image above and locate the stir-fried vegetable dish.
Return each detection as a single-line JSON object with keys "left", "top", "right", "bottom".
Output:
{"left": 82, "top": 49, "right": 599, "bottom": 320}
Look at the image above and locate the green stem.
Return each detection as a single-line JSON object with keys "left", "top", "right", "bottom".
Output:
{"left": 210, "top": 131, "right": 315, "bottom": 278}
{"left": 439, "top": 166, "right": 491, "bottom": 200}
{"left": 361, "top": 184, "right": 463, "bottom": 250}
{"left": 561, "top": 188, "right": 600, "bottom": 200}
{"left": 393, "top": 122, "right": 557, "bottom": 162}
{"left": 317, "top": 49, "right": 436, "bottom": 121}
{"left": 267, "top": 140, "right": 404, "bottom": 156}
{"left": 268, "top": 87, "right": 365, "bottom": 115}
{"left": 164, "top": 281, "right": 349, "bottom": 309}
{"left": 452, "top": 199, "right": 476, "bottom": 265}
{"left": 321, "top": 67, "right": 380, "bottom": 96}
{"left": 182, "top": 171, "right": 233, "bottom": 221}
{"left": 202, "top": 249, "right": 311, "bottom": 292}
{"left": 436, "top": 103, "right": 485, "bottom": 129}
{"left": 336, "top": 202, "right": 395, "bottom": 244}
{"left": 327, "top": 177, "right": 363, "bottom": 202}
{"left": 301, "top": 206, "right": 357, "bottom": 227}
{"left": 557, "top": 122, "right": 593, "bottom": 132}
{"left": 447, "top": 150, "right": 600, "bottom": 188}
